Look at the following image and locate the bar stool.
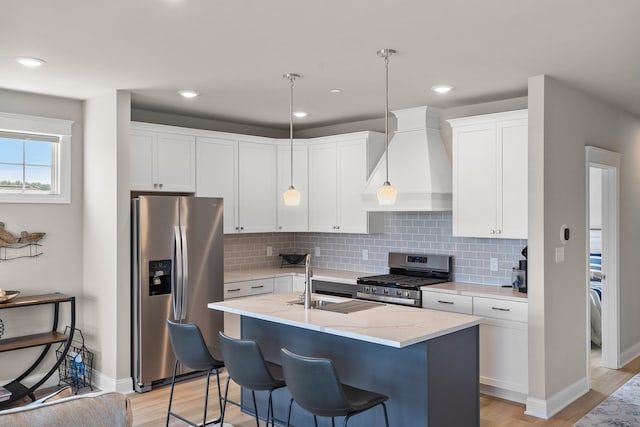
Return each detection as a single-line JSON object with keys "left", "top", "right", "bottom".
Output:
{"left": 280, "top": 348, "right": 390, "bottom": 427}
{"left": 218, "top": 332, "right": 286, "bottom": 427}
{"left": 166, "top": 320, "right": 225, "bottom": 427}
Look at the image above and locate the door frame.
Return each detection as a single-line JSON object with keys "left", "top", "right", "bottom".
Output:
{"left": 585, "top": 146, "right": 621, "bottom": 372}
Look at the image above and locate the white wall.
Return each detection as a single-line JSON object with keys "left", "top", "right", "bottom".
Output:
{"left": 83, "top": 91, "right": 132, "bottom": 391}
{"left": 0, "top": 89, "right": 83, "bottom": 385}
{"left": 527, "top": 75, "right": 640, "bottom": 417}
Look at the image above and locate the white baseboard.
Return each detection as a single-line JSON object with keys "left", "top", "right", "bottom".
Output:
{"left": 480, "top": 384, "right": 527, "bottom": 404}
{"left": 525, "top": 376, "right": 589, "bottom": 419}
{"left": 92, "top": 370, "right": 133, "bottom": 394}
{"left": 620, "top": 341, "right": 640, "bottom": 368}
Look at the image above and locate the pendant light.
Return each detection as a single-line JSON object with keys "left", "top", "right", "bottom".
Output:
{"left": 376, "top": 48, "right": 398, "bottom": 205}
{"left": 282, "top": 73, "right": 302, "bottom": 206}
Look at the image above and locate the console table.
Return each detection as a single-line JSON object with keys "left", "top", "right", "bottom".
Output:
{"left": 0, "top": 293, "right": 75, "bottom": 407}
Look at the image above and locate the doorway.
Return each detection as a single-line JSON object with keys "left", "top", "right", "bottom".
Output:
{"left": 585, "top": 146, "right": 620, "bottom": 375}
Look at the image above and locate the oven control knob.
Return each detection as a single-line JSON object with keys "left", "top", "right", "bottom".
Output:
{"left": 372, "top": 287, "right": 377, "bottom": 293}
{"left": 383, "top": 288, "right": 389, "bottom": 294}
{"left": 403, "top": 291, "right": 410, "bottom": 298}
{"left": 396, "top": 290, "right": 402, "bottom": 296}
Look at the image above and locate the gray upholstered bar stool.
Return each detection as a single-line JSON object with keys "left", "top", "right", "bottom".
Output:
{"left": 166, "top": 320, "right": 225, "bottom": 427}
{"left": 218, "top": 332, "right": 286, "bottom": 427}
{"left": 280, "top": 348, "right": 390, "bottom": 427}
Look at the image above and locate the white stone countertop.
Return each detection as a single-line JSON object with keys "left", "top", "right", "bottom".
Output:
{"left": 208, "top": 292, "right": 481, "bottom": 348}
{"left": 421, "top": 281, "right": 528, "bottom": 302}
{"left": 224, "top": 267, "right": 368, "bottom": 285}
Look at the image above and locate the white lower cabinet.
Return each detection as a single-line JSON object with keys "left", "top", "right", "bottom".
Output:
{"left": 274, "top": 276, "right": 293, "bottom": 293}
{"left": 422, "top": 289, "right": 528, "bottom": 401}
{"left": 292, "top": 275, "right": 306, "bottom": 292}
{"left": 223, "top": 278, "right": 274, "bottom": 300}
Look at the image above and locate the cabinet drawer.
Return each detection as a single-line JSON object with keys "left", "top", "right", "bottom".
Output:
{"left": 422, "top": 292, "right": 473, "bottom": 314}
{"left": 224, "top": 278, "right": 274, "bottom": 300}
{"left": 473, "top": 297, "right": 528, "bottom": 322}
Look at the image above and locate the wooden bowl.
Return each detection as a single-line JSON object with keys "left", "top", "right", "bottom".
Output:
{"left": 0, "top": 291, "right": 20, "bottom": 303}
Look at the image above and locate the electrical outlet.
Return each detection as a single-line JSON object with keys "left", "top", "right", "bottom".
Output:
{"left": 314, "top": 246, "right": 321, "bottom": 257}
{"left": 555, "top": 247, "right": 565, "bottom": 263}
{"left": 266, "top": 246, "right": 272, "bottom": 256}
{"left": 490, "top": 258, "right": 498, "bottom": 271}
{"left": 362, "top": 249, "right": 369, "bottom": 261}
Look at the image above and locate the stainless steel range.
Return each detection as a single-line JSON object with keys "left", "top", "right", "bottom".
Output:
{"left": 357, "top": 252, "right": 452, "bottom": 307}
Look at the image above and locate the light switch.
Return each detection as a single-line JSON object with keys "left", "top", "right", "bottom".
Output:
{"left": 362, "top": 249, "right": 369, "bottom": 261}
{"left": 266, "top": 246, "right": 272, "bottom": 256}
{"left": 555, "top": 247, "right": 565, "bottom": 263}
{"left": 315, "top": 246, "right": 321, "bottom": 256}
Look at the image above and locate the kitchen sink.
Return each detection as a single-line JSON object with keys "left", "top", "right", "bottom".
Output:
{"left": 287, "top": 299, "right": 336, "bottom": 309}
{"left": 287, "top": 299, "right": 383, "bottom": 314}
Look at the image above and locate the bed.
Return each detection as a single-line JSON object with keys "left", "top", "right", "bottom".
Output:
{"left": 589, "top": 229, "right": 602, "bottom": 346}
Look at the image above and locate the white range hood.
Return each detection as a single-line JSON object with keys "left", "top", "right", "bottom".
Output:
{"left": 362, "top": 106, "right": 452, "bottom": 211}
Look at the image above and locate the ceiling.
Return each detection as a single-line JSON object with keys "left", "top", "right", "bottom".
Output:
{"left": 1, "top": 1, "right": 639, "bottom": 130}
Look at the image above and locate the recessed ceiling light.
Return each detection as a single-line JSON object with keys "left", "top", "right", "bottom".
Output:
{"left": 431, "top": 85, "right": 453, "bottom": 94}
{"left": 16, "top": 56, "right": 46, "bottom": 67}
{"left": 178, "top": 90, "right": 199, "bottom": 98}
{"left": 293, "top": 111, "right": 308, "bottom": 118}
{"left": 329, "top": 89, "right": 342, "bottom": 93}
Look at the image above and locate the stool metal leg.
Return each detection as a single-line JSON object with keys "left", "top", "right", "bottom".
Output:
{"left": 203, "top": 370, "right": 211, "bottom": 426}
{"left": 251, "top": 390, "right": 259, "bottom": 427}
{"left": 314, "top": 414, "right": 319, "bottom": 427}
{"left": 166, "top": 360, "right": 179, "bottom": 427}
{"left": 286, "top": 398, "right": 294, "bottom": 427}
{"left": 332, "top": 417, "right": 336, "bottom": 427}
{"left": 381, "top": 402, "right": 390, "bottom": 427}
{"left": 219, "top": 376, "right": 231, "bottom": 426}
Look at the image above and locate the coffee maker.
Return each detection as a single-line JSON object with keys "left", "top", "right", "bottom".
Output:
{"left": 511, "top": 246, "right": 528, "bottom": 293}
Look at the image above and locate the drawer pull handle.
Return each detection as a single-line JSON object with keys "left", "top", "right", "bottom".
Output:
{"left": 437, "top": 300, "right": 454, "bottom": 305}
{"left": 251, "top": 285, "right": 264, "bottom": 289}
{"left": 492, "top": 306, "right": 510, "bottom": 312}
{"left": 227, "top": 288, "right": 241, "bottom": 292}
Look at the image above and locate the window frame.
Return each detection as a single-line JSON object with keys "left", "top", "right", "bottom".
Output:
{"left": 0, "top": 112, "right": 73, "bottom": 204}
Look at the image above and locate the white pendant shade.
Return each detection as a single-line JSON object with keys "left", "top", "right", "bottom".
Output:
{"left": 283, "top": 185, "right": 301, "bottom": 206}
{"left": 376, "top": 181, "right": 398, "bottom": 205}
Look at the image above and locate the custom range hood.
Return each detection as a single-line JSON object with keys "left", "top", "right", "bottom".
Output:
{"left": 362, "top": 106, "right": 452, "bottom": 211}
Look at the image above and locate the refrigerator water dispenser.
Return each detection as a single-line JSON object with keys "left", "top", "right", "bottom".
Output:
{"left": 149, "top": 260, "right": 172, "bottom": 296}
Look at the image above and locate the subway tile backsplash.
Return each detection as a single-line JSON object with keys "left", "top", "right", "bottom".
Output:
{"left": 225, "top": 212, "right": 527, "bottom": 286}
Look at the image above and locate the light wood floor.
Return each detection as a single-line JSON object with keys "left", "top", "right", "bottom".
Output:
{"left": 128, "top": 351, "right": 640, "bottom": 426}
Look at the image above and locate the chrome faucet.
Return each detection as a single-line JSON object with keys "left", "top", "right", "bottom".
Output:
{"left": 304, "top": 254, "right": 313, "bottom": 309}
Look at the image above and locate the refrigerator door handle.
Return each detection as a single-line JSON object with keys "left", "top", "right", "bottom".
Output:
{"left": 173, "top": 225, "right": 183, "bottom": 320}
{"left": 180, "top": 225, "right": 189, "bottom": 320}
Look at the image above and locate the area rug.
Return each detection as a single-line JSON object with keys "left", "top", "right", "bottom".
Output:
{"left": 574, "top": 374, "right": 640, "bottom": 426}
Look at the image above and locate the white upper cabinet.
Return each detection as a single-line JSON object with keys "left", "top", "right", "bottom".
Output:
{"left": 196, "top": 136, "right": 238, "bottom": 234}
{"left": 238, "top": 140, "right": 277, "bottom": 233}
{"left": 277, "top": 141, "right": 308, "bottom": 232}
{"left": 449, "top": 110, "right": 528, "bottom": 239}
{"left": 196, "top": 135, "right": 277, "bottom": 234}
{"left": 309, "top": 132, "right": 385, "bottom": 234}
{"left": 130, "top": 123, "right": 196, "bottom": 192}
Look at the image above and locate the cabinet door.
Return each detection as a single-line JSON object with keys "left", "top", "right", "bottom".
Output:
{"left": 453, "top": 123, "right": 497, "bottom": 237}
{"left": 337, "top": 139, "right": 368, "bottom": 233}
{"left": 277, "top": 142, "right": 308, "bottom": 232}
{"left": 292, "top": 276, "right": 306, "bottom": 292}
{"left": 238, "top": 141, "right": 277, "bottom": 233}
{"left": 498, "top": 119, "right": 528, "bottom": 238}
{"left": 196, "top": 137, "right": 238, "bottom": 234}
{"left": 156, "top": 133, "right": 196, "bottom": 192}
{"left": 309, "top": 142, "right": 338, "bottom": 232}
{"left": 274, "top": 276, "right": 293, "bottom": 293}
{"left": 130, "top": 130, "right": 156, "bottom": 191}
{"left": 479, "top": 319, "right": 528, "bottom": 394}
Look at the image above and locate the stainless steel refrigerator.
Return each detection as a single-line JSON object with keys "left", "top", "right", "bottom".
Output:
{"left": 132, "top": 195, "right": 224, "bottom": 392}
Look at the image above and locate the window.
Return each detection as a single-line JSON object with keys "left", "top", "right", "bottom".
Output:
{"left": 0, "top": 112, "right": 73, "bottom": 204}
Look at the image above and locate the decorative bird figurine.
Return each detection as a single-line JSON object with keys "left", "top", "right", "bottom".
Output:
{"left": 0, "top": 222, "right": 20, "bottom": 244}
{"left": 19, "top": 231, "right": 46, "bottom": 243}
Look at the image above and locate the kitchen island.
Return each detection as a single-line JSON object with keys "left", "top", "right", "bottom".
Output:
{"left": 209, "top": 293, "right": 482, "bottom": 426}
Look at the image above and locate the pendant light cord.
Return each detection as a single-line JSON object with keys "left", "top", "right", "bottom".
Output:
{"left": 384, "top": 54, "right": 389, "bottom": 184}
{"left": 289, "top": 75, "right": 294, "bottom": 187}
